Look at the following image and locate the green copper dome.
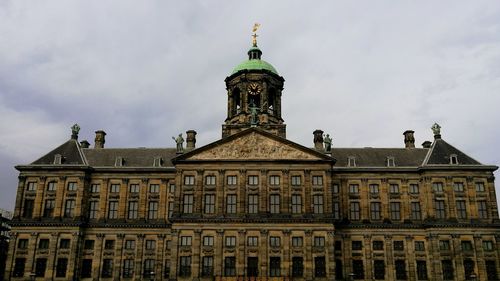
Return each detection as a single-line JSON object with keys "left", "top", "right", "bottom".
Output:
{"left": 231, "top": 46, "right": 278, "bottom": 75}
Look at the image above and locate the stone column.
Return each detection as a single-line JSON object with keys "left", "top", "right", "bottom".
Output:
{"left": 259, "top": 229, "right": 269, "bottom": 277}
{"left": 217, "top": 170, "right": 225, "bottom": 215}
{"left": 14, "top": 176, "right": 26, "bottom": 218}
{"left": 54, "top": 176, "right": 66, "bottom": 217}
{"left": 192, "top": 230, "right": 201, "bottom": 279}
{"left": 406, "top": 235, "right": 416, "bottom": 280}
{"left": 260, "top": 169, "right": 268, "bottom": 214}
{"left": 304, "top": 170, "right": 312, "bottom": 214}
{"left": 115, "top": 233, "right": 125, "bottom": 279}
{"left": 34, "top": 176, "right": 47, "bottom": 218}
{"left": 170, "top": 230, "right": 179, "bottom": 280}
{"left": 282, "top": 230, "right": 291, "bottom": 277}
{"left": 237, "top": 229, "right": 246, "bottom": 276}
{"left": 385, "top": 235, "right": 395, "bottom": 280}
{"left": 363, "top": 234, "right": 372, "bottom": 280}
{"left": 327, "top": 231, "right": 335, "bottom": 280}
{"left": 94, "top": 233, "right": 105, "bottom": 278}
{"left": 304, "top": 230, "right": 313, "bottom": 280}
{"left": 214, "top": 230, "right": 224, "bottom": 276}
{"left": 195, "top": 170, "right": 203, "bottom": 214}
{"left": 47, "top": 232, "right": 59, "bottom": 278}
{"left": 135, "top": 234, "right": 145, "bottom": 280}
{"left": 99, "top": 179, "right": 109, "bottom": 220}
{"left": 282, "top": 170, "right": 290, "bottom": 214}
{"left": 239, "top": 170, "right": 246, "bottom": 214}
{"left": 139, "top": 178, "right": 148, "bottom": 219}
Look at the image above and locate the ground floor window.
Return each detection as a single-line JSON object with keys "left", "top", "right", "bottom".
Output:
{"left": 101, "top": 259, "right": 113, "bottom": 278}
{"left": 224, "top": 257, "right": 236, "bottom": 276}
{"left": 352, "top": 260, "right": 364, "bottom": 279}
{"left": 315, "top": 256, "right": 326, "bottom": 277}
{"left": 201, "top": 256, "right": 213, "bottom": 277}
{"left": 123, "top": 259, "right": 134, "bottom": 278}
{"left": 395, "top": 260, "right": 407, "bottom": 280}
{"left": 486, "top": 260, "right": 499, "bottom": 281}
{"left": 13, "top": 258, "right": 25, "bottom": 277}
{"left": 464, "top": 259, "right": 475, "bottom": 280}
{"left": 270, "top": 257, "right": 281, "bottom": 277}
{"left": 416, "top": 260, "right": 428, "bottom": 280}
{"left": 179, "top": 256, "right": 191, "bottom": 277}
{"left": 35, "top": 258, "right": 47, "bottom": 277}
{"left": 247, "top": 257, "right": 258, "bottom": 277}
{"left": 335, "top": 259, "right": 343, "bottom": 280}
{"left": 374, "top": 260, "right": 385, "bottom": 280}
{"left": 292, "top": 257, "right": 303, "bottom": 277}
{"left": 441, "top": 260, "right": 454, "bottom": 280}
{"left": 81, "top": 259, "right": 92, "bottom": 278}
{"left": 56, "top": 258, "right": 68, "bottom": 277}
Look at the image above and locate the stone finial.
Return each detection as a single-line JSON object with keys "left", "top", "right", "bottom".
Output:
{"left": 431, "top": 123, "right": 441, "bottom": 139}
{"left": 186, "top": 130, "right": 197, "bottom": 150}
{"left": 403, "top": 130, "right": 415, "bottom": 148}
{"left": 80, "top": 140, "right": 90, "bottom": 148}
{"left": 71, "top": 124, "right": 80, "bottom": 140}
{"left": 94, "top": 130, "right": 106, "bottom": 149}
{"left": 313, "top": 130, "right": 324, "bottom": 150}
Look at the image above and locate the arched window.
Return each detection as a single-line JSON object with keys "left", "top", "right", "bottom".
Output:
{"left": 232, "top": 88, "right": 241, "bottom": 114}
{"left": 268, "top": 88, "right": 276, "bottom": 114}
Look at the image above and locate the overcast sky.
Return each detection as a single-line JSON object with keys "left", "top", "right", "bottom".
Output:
{"left": 1, "top": 1, "right": 499, "bottom": 211}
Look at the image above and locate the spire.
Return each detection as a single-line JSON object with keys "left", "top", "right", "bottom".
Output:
{"left": 248, "top": 23, "right": 262, "bottom": 60}
{"left": 252, "top": 23, "right": 260, "bottom": 47}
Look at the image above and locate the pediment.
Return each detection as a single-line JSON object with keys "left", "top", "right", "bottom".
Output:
{"left": 182, "top": 130, "right": 330, "bottom": 161}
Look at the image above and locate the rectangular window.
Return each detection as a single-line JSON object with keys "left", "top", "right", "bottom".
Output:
{"left": 226, "top": 195, "right": 237, "bottom": 214}
{"left": 129, "top": 184, "right": 140, "bottom": 193}
{"left": 180, "top": 236, "right": 192, "bottom": 246}
{"left": 204, "top": 194, "right": 215, "bottom": 214}
{"left": 370, "top": 202, "right": 381, "bottom": 220}
{"left": 313, "top": 195, "right": 324, "bottom": 214}
{"left": 108, "top": 201, "right": 118, "bottom": 219}
{"left": 464, "top": 259, "right": 475, "bottom": 281}
{"left": 350, "top": 202, "right": 360, "bottom": 220}
{"left": 409, "top": 183, "right": 419, "bottom": 194}
{"left": 227, "top": 175, "right": 237, "bottom": 185}
{"left": 453, "top": 182, "right": 465, "bottom": 192}
{"left": 149, "top": 184, "right": 159, "bottom": 193}
{"left": 336, "top": 260, "right": 343, "bottom": 280}
{"left": 35, "top": 258, "right": 47, "bottom": 277}
{"left": 27, "top": 181, "right": 37, "bottom": 191}
{"left": 395, "top": 260, "right": 407, "bottom": 280}
{"left": 13, "top": 258, "right": 26, "bottom": 277}
{"left": 270, "top": 236, "right": 281, "bottom": 247}
{"left": 89, "top": 201, "right": 99, "bottom": 219}
{"left": 372, "top": 241, "right": 384, "bottom": 250}
{"left": 475, "top": 182, "right": 485, "bottom": 192}
{"left": 183, "top": 195, "right": 193, "bottom": 214}
{"left": 483, "top": 241, "right": 494, "bottom": 251}
{"left": 104, "top": 240, "right": 115, "bottom": 250}
{"left": 416, "top": 260, "right": 428, "bottom": 280}
{"left": 292, "top": 257, "right": 303, "bottom": 277}
{"left": 184, "top": 176, "right": 195, "bottom": 185}
{"left": 43, "top": 199, "right": 55, "bottom": 217}
{"left": 179, "top": 256, "right": 191, "bottom": 277}
{"left": 247, "top": 257, "right": 259, "bottom": 277}
{"left": 205, "top": 175, "right": 216, "bottom": 185}
{"left": 456, "top": 200, "right": 467, "bottom": 219}
{"left": 168, "top": 184, "right": 175, "bottom": 193}
{"left": 64, "top": 199, "right": 75, "bottom": 218}
{"left": 224, "top": 257, "right": 236, "bottom": 276}
{"left": 81, "top": 259, "right": 92, "bottom": 278}
{"left": 168, "top": 202, "right": 174, "bottom": 218}
{"left": 393, "top": 241, "right": 404, "bottom": 251}
{"left": 332, "top": 183, "right": 340, "bottom": 193}
{"left": 269, "top": 257, "right": 281, "bottom": 277}
{"left": 291, "top": 175, "right": 301, "bottom": 186}
{"left": 478, "top": 201, "right": 488, "bottom": 218}
{"left": 23, "top": 199, "right": 34, "bottom": 218}
{"left": 247, "top": 236, "right": 258, "bottom": 247}
{"left": 90, "top": 183, "right": 100, "bottom": 193}
{"left": 333, "top": 201, "right": 340, "bottom": 219}
{"left": 101, "top": 259, "right": 113, "bottom": 277}
{"left": 145, "top": 239, "right": 156, "bottom": 250}
{"left": 17, "top": 239, "right": 28, "bottom": 249}
{"left": 125, "top": 240, "right": 135, "bottom": 250}
{"left": 486, "top": 260, "right": 499, "bottom": 281}
{"left": 269, "top": 175, "right": 280, "bottom": 185}
{"left": 352, "top": 260, "right": 364, "bottom": 279}
{"left": 461, "top": 241, "right": 473, "bottom": 251}
{"left": 248, "top": 175, "right": 259, "bottom": 185}
{"left": 110, "top": 184, "right": 120, "bottom": 193}
{"left": 59, "top": 239, "right": 70, "bottom": 249}
{"left": 143, "top": 259, "right": 155, "bottom": 277}
{"left": 314, "top": 236, "right": 325, "bottom": 247}
{"left": 374, "top": 260, "right": 385, "bottom": 280}
{"left": 334, "top": 241, "right": 341, "bottom": 251}
{"left": 123, "top": 259, "right": 134, "bottom": 278}
{"left": 439, "top": 240, "right": 450, "bottom": 251}
{"left": 441, "top": 260, "right": 454, "bottom": 280}
{"left": 349, "top": 184, "right": 359, "bottom": 194}
{"left": 248, "top": 194, "right": 259, "bottom": 214}
{"left": 203, "top": 236, "right": 214, "bottom": 246}
{"left": 83, "top": 239, "right": 94, "bottom": 250}
{"left": 314, "top": 256, "right": 326, "bottom": 277}
{"left": 56, "top": 258, "right": 68, "bottom": 277}
{"left": 291, "top": 194, "right": 302, "bottom": 214}
{"left": 312, "top": 176, "right": 323, "bottom": 186}
{"left": 411, "top": 202, "right": 422, "bottom": 220}
{"left": 47, "top": 181, "right": 57, "bottom": 191}
{"left": 369, "top": 184, "right": 379, "bottom": 194}
{"left": 433, "top": 182, "right": 444, "bottom": 192}
{"left": 201, "top": 256, "right": 213, "bottom": 277}
{"left": 225, "top": 236, "right": 236, "bottom": 247}
{"left": 269, "top": 194, "right": 280, "bottom": 214}
{"left": 435, "top": 200, "right": 446, "bottom": 219}
{"left": 128, "top": 201, "right": 139, "bottom": 219}
{"left": 352, "top": 241, "right": 363, "bottom": 251}
{"left": 415, "top": 241, "right": 425, "bottom": 251}
{"left": 390, "top": 184, "right": 400, "bottom": 194}
{"left": 38, "top": 239, "right": 49, "bottom": 249}
{"left": 67, "top": 182, "right": 77, "bottom": 191}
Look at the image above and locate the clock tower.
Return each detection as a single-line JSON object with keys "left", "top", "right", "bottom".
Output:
{"left": 222, "top": 29, "right": 286, "bottom": 138}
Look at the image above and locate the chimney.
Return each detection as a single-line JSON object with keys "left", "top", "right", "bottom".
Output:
{"left": 313, "top": 129, "right": 324, "bottom": 150}
{"left": 186, "top": 130, "right": 197, "bottom": 150}
{"left": 422, "top": 141, "right": 432, "bottom": 148}
{"left": 80, "top": 140, "right": 90, "bottom": 148}
{"left": 403, "top": 130, "right": 415, "bottom": 148}
{"left": 94, "top": 130, "right": 106, "bottom": 149}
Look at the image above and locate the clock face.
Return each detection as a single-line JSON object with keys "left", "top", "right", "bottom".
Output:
{"left": 247, "top": 82, "right": 262, "bottom": 95}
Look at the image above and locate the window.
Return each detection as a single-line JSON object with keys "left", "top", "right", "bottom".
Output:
{"left": 226, "top": 195, "right": 237, "bottom": 214}
{"left": 180, "top": 236, "right": 192, "bottom": 246}
{"left": 110, "top": 184, "right": 120, "bottom": 193}
{"left": 314, "top": 236, "right": 325, "bottom": 247}
{"left": 486, "top": 260, "right": 499, "bottom": 281}
{"left": 183, "top": 195, "right": 193, "bottom": 214}
{"left": 84, "top": 239, "right": 94, "bottom": 250}
{"left": 247, "top": 257, "right": 259, "bottom": 277}
{"left": 450, "top": 154, "right": 458, "bottom": 164}
{"left": 145, "top": 239, "right": 156, "bottom": 250}
{"left": 478, "top": 201, "right": 488, "bottom": 218}
{"left": 27, "top": 181, "right": 36, "bottom": 191}
{"left": 205, "top": 175, "right": 216, "bottom": 185}
{"left": 409, "top": 184, "right": 419, "bottom": 194}
{"left": 410, "top": 202, "right": 422, "bottom": 220}
{"left": 108, "top": 201, "right": 118, "bottom": 219}
{"left": 292, "top": 236, "right": 303, "bottom": 247}
{"left": 43, "top": 199, "right": 55, "bottom": 217}
{"left": 227, "top": 175, "right": 237, "bottom": 185}
{"left": 13, "top": 258, "right": 26, "bottom": 277}
{"left": 314, "top": 256, "right": 326, "bottom": 277}
{"left": 387, "top": 157, "right": 395, "bottom": 167}
{"left": 269, "top": 194, "right": 280, "bottom": 214}
{"left": 332, "top": 183, "right": 340, "bottom": 193}
{"left": 224, "top": 257, "right": 236, "bottom": 276}
{"left": 89, "top": 201, "right": 99, "bottom": 219}
{"left": 269, "top": 175, "right": 280, "bottom": 185}
{"left": 348, "top": 156, "right": 356, "bottom": 167}
{"left": 350, "top": 202, "right": 360, "bottom": 220}
{"left": 123, "top": 259, "right": 134, "bottom": 278}
{"left": 67, "top": 182, "right": 77, "bottom": 191}
{"left": 336, "top": 260, "right": 343, "bottom": 279}
{"left": 435, "top": 200, "right": 446, "bottom": 219}
{"left": 56, "top": 258, "right": 68, "bottom": 277}
{"left": 203, "top": 236, "right": 214, "bottom": 246}
{"left": 393, "top": 241, "right": 404, "bottom": 251}
{"left": 128, "top": 201, "right": 138, "bottom": 219}
{"left": 369, "top": 184, "right": 379, "bottom": 194}
{"left": 184, "top": 175, "right": 195, "bottom": 185}
{"left": 372, "top": 241, "right": 384, "bottom": 250}
{"left": 461, "top": 241, "right": 473, "bottom": 251}
{"left": 475, "top": 182, "right": 485, "bottom": 192}
{"left": 456, "top": 200, "right": 467, "bottom": 219}
{"left": 247, "top": 236, "right": 258, "bottom": 246}
{"left": 269, "top": 257, "right": 281, "bottom": 277}
{"left": 18, "top": 239, "right": 28, "bottom": 249}
{"left": 292, "top": 257, "right": 303, "bottom": 277}
{"left": 370, "top": 202, "right": 381, "bottom": 220}
{"left": 81, "top": 259, "right": 92, "bottom": 278}
{"left": 143, "top": 259, "right": 155, "bottom": 277}
{"left": 104, "top": 240, "right": 115, "bottom": 250}
{"left": 352, "top": 260, "right": 364, "bottom": 279}
{"left": 416, "top": 260, "right": 428, "bottom": 280}
{"left": 59, "top": 239, "right": 70, "bottom": 249}
{"left": 201, "top": 256, "right": 213, "bottom": 277}
{"left": 35, "top": 258, "right": 47, "bottom": 277}
{"left": 168, "top": 202, "right": 174, "bottom": 218}
{"left": 90, "top": 183, "right": 100, "bottom": 193}
{"left": 23, "top": 199, "right": 34, "bottom": 218}
{"left": 270, "top": 236, "right": 281, "bottom": 247}
{"left": 415, "top": 241, "right": 425, "bottom": 251}
{"left": 39, "top": 239, "right": 49, "bottom": 249}
{"left": 153, "top": 156, "right": 162, "bottom": 167}
{"left": 149, "top": 184, "right": 159, "bottom": 193}
{"left": 248, "top": 175, "right": 259, "bottom": 185}
{"left": 374, "top": 260, "right": 385, "bottom": 280}
{"left": 64, "top": 199, "right": 75, "bottom": 218}
{"left": 441, "top": 260, "right": 454, "bottom": 280}
{"left": 114, "top": 156, "right": 124, "bottom": 166}
{"left": 464, "top": 259, "right": 475, "bottom": 280}
{"left": 335, "top": 241, "right": 341, "bottom": 251}
{"left": 248, "top": 194, "right": 258, "bottom": 214}
{"left": 439, "top": 240, "right": 450, "bottom": 251}
{"left": 291, "top": 195, "right": 302, "bottom": 214}
{"left": 483, "top": 240, "right": 494, "bottom": 251}
{"left": 179, "top": 256, "right": 191, "bottom": 277}
{"left": 101, "top": 259, "right": 113, "bottom": 278}
{"left": 291, "top": 175, "right": 301, "bottom": 186}
{"left": 349, "top": 184, "right": 359, "bottom": 194}
{"left": 333, "top": 201, "right": 340, "bottom": 219}
{"left": 225, "top": 236, "right": 236, "bottom": 247}
{"left": 313, "top": 195, "right": 324, "bottom": 214}
{"left": 433, "top": 182, "right": 444, "bottom": 192}
{"left": 125, "top": 240, "right": 135, "bottom": 250}
{"left": 204, "top": 194, "right": 215, "bottom": 214}
{"left": 47, "top": 181, "right": 57, "bottom": 191}
{"left": 395, "top": 260, "right": 407, "bottom": 280}
{"left": 312, "top": 176, "right": 323, "bottom": 185}
{"left": 453, "top": 182, "right": 464, "bottom": 192}
{"left": 389, "top": 184, "right": 400, "bottom": 194}
{"left": 168, "top": 184, "right": 175, "bottom": 193}
{"left": 352, "top": 241, "right": 363, "bottom": 250}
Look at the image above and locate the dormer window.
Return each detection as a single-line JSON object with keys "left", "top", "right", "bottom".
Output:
{"left": 348, "top": 156, "right": 356, "bottom": 167}
{"left": 153, "top": 157, "right": 163, "bottom": 167}
{"left": 450, "top": 154, "right": 458, "bottom": 165}
{"left": 115, "top": 157, "right": 124, "bottom": 167}
{"left": 387, "top": 157, "right": 395, "bottom": 167}
{"left": 53, "top": 154, "right": 63, "bottom": 164}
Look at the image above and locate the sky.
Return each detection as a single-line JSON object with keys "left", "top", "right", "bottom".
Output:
{"left": 0, "top": 1, "right": 499, "bottom": 211}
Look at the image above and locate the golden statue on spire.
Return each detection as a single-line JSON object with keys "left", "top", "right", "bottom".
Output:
{"left": 252, "top": 23, "right": 260, "bottom": 46}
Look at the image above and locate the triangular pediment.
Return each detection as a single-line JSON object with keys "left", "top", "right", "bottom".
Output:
{"left": 176, "top": 128, "right": 333, "bottom": 162}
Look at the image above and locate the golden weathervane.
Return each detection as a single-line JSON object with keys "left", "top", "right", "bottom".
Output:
{"left": 252, "top": 23, "right": 260, "bottom": 46}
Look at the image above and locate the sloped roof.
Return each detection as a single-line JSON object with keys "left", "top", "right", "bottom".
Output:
{"left": 31, "top": 139, "right": 86, "bottom": 165}
{"left": 83, "top": 148, "right": 177, "bottom": 167}
{"left": 424, "top": 138, "right": 481, "bottom": 165}
{"left": 332, "top": 148, "right": 429, "bottom": 167}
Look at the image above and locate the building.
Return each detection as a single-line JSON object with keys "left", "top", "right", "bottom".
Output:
{"left": 4, "top": 31, "right": 500, "bottom": 281}
{"left": 0, "top": 209, "right": 13, "bottom": 281}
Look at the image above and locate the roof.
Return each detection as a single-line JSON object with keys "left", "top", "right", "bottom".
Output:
{"left": 231, "top": 59, "right": 278, "bottom": 75}
{"left": 83, "top": 148, "right": 177, "bottom": 167}
{"left": 332, "top": 147, "right": 429, "bottom": 167}
{"left": 31, "top": 139, "right": 86, "bottom": 165}
{"left": 423, "top": 138, "right": 482, "bottom": 166}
